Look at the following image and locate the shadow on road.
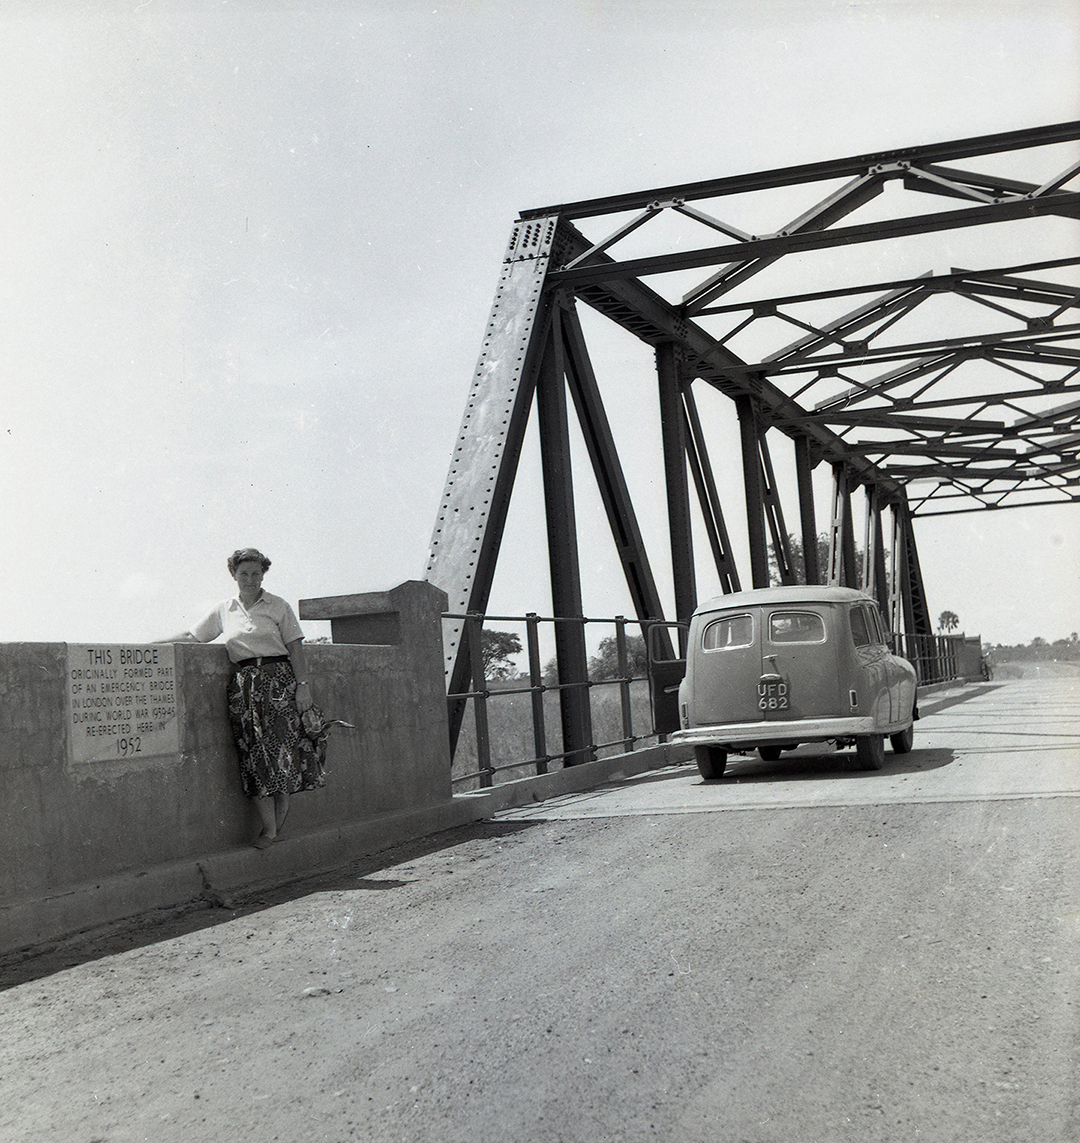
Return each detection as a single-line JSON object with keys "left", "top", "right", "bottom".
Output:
{"left": 0, "top": 819, "right": 541, "bottom": 992}
{"left": 701, "top": 745, "right": 957, "bottom": 784}
{"left": 919, "top": 683, "right": 1004, "bottom": 717}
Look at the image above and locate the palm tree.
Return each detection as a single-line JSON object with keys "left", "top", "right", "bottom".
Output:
{"left": 938, "top": 610, "right": 960, "bottom": 633}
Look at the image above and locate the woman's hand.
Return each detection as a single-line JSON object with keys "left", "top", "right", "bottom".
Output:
{"left": 285, "top": 639, "right": 314, "bottom": 714}
{"left": 295, "top": 680, "right": 315, "bottom": 714}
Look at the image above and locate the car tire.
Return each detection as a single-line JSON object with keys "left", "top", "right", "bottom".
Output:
{"left": 758, "top": 745, "right": 783, "bottom": 762}
{"left": 694, "top": 745, "right": 728, "bottom": 780}
{"left": 855, "top": 733, "right": 885, "bottom": 770}
{"left": 889, "top": 724, "right": 914, "bottom": 754}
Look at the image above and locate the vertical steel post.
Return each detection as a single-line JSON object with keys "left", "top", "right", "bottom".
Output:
{"left": 795, "top": 435, "right": 820, "bottom": 584}
{"left": 525, "top": 612, "right": 549, "bottom": 774}
{"left": 828, "top": 464, "right": 858, "bottom": 587}
{"left": 536, "top": 308, "right": 594, "bottom": 765}
{"left": 736, "top": 395, "right": 770, "bottom": 588}
{"left": 887, "top": 506, "right": 904, "bottom": 637}
{"left": 865, "top": 486, "right": 890, "bottom": 605}
{"left": 841, "top": 478, "right": 859, "bottom": 588}
{"left": 657, "top": 342, "right": 697, "bottom": 625}
{"left": 826, "top": 468, "right": 843, "bottom": 586}
{"left": 862, "top": 486, "right": 875, "bottom": 592}
{"left": 615, "top": 615, "right": 634, "bottom": 752}
{"left": 465, "top": 613, "right": 494, "bottom": 787}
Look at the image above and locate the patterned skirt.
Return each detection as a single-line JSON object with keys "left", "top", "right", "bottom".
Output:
{"left": 227, "top": 661, "right": 328, "bottom": 797}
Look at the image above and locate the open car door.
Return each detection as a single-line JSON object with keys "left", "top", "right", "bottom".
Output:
{"left": 646, "top": 622, "right": 687, "bottom": 737}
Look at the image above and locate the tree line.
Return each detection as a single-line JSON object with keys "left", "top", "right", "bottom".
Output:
{"left": 987, "top": 633, "right": 1080, "bottom": 662}
{"left": 481, "top": 629, "right": 648, "bottom": 683}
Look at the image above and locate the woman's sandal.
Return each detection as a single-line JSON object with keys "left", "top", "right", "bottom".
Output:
{"left": 253, "top": 832, "right": 275, "bottom": 850}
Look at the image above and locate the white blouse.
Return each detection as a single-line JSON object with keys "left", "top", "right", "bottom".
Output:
{"left": 190, "top": 592, "right": 304, "bottom": 663}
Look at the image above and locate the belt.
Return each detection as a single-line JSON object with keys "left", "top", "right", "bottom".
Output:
{"left": 234, "top": 655, "right": 291, "bottom": 668}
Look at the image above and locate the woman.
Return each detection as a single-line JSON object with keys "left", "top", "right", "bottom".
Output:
{"left": 163, "top": 548, "right": 327, "bottom": 848}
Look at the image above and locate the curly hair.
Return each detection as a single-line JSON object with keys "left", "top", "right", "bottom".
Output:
{"left": 227, "top": 548, "right": 272, "bottom": 575}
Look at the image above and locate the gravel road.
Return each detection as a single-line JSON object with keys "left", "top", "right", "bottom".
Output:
{"left": 2, "top": 677, "right": 1078, "bottom": 1142}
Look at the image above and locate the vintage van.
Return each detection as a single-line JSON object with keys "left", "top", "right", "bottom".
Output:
{"left": 668, "top": 585, "right": 918, "bottom": 779}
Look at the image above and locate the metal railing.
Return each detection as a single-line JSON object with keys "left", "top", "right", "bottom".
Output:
{"left": 446, "top": 612, "right": 659, "bottom": 791}
{"left": 894, "top": 632, "right": 963, "bottom": 686}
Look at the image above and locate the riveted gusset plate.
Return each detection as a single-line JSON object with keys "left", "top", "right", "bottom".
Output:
{"left": 424, "top": 216, "right": 558, "bottom": 680}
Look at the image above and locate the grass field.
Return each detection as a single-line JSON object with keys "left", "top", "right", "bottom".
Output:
{"left": 451, "top": 677, "right": 659, "bottom": 790}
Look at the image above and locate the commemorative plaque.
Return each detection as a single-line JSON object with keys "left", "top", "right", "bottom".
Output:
{"left": 67, "top": 644, "right": 180, "bottom": 763}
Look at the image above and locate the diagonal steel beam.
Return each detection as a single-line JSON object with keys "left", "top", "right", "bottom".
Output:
{"left": 902, "top": 161, "right": 1080, "bottom": 215}
{"left": 695, "top": 256, "right": 1080, "bottom": 317}
{"left": 763, "top": 279, "right": 933, "bottom": 369}
{"left": 895, "top": 492, "right": 933, "bottom": 636}
{"left": 549, "top": 192, "right": 1080, "bottom": 288}
{"left": 683, "top": 173, "right": 885, "bottom": 311}
{"left": 682, "top": 384, "right": 742, "bottom": 594}
{"left": 558, "top": 298, "right": 670, "bottom": 630}
{"left": 759, "top": 432, "right": 796, "bottom": 585}
{"left": 727, "top": 321, "right": 1080, "bottom": 378}
{"left": 424, "top": 217, "right": 558, "bottom": 695}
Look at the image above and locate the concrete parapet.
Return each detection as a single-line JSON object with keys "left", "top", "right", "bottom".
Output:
{"left": 0, "top": 581, "right": 455, "bottom": 956}
{"left": 1, "top": 577, "right": 692, "bottom": 957}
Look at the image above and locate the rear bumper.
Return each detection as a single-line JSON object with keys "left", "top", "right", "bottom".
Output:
{"left": 668, "top": 715, "right": 878, "bottom": 751}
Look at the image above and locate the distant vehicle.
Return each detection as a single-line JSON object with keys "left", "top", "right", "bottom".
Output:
{"left": 668, "top": 586, "right": 918, "bottom": 779}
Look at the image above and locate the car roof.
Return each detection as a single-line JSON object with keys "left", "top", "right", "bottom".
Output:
{"left": 694, "top": 584, "right": 875, "bottom": 616}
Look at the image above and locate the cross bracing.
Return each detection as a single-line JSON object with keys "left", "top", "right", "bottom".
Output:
{"left": 424, "top": 122, "right": 1080, "bottom": 757}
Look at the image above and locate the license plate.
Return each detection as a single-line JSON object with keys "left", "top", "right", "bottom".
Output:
{"left": 757, "top": 681, "right": 790, "bottom": 711}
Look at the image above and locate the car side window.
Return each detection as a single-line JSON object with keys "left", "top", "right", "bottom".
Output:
{"left": 866, "top": 604, "right": 887, "bottom": 646}
{"left": 702, "top": 613, "right": 753, "bottom": 651}
{"left": 769, "top": 611, "right": 826, "bottom": 643}
{"left": 850, "top": 605, "right": 871, "bottom": 647}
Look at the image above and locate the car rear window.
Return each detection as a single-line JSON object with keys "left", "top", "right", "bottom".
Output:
{"left": 702, "top": 613, "right": 753, "bottom": 650}
{"left": 768, "top": 611, "right": 826, "bottom": 644}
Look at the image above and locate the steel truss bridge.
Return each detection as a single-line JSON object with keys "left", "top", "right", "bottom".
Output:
{"left": 424, "top": 121, "right": 1080, "bottom": 760}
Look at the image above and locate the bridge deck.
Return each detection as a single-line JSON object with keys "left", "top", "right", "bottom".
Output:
{"left": 3, "top": 672, "right": 1078, "bottom": 1142}
{"left": 499, "top": 672, "right": 1080, "bottom": 818}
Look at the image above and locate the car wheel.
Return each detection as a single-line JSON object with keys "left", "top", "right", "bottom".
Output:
{"left": 694, "top": 745, "right": 728, "bottom": 780}
{"left": 757, "top": 745, "right": 783, "bottom": 762}
{"left": 889, "top": 724, "right": 914, "bottom": 754}
{"left": 855, "top": 733, "right": 885, "bottom": 770}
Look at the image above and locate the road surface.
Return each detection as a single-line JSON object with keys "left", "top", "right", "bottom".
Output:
{"left": 2, "top": 673, "right": 1078, "bottom": 1142}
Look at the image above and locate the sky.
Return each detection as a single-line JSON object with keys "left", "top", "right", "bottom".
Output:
{"left": 1, "top": 0, "right": 1078, "bottom": 651}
